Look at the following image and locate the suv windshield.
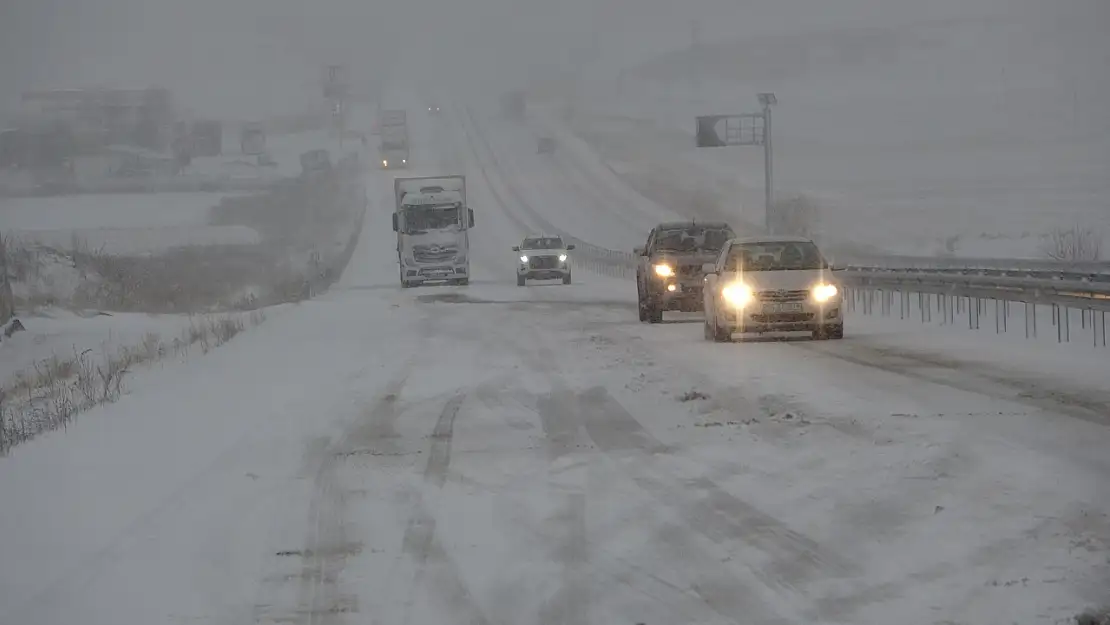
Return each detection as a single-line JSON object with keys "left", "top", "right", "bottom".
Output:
{"left": 725, "top": 241, "right": 827, "bottom": 271}
{"left": 655, "top": 226, "right": 734, "bottom": 253}
{"left": 522, "top": 237, "right": 564, "bottom": 250}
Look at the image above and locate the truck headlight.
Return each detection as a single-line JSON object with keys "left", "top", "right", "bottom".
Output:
{"left": 721, "top": 283, "right": 753, "bottom": 307}
{"left": 812, "top": 283, "right": 839, "bottom": 302}
{"left": 558, "top": 254, "right": 567, "bottom": 262}
{"left": 382, "top": 159, "right": 388, "bottom": 167}
{"left": 520, "top": 255, "right": 529, "bottom": 263}
{"left": 654, "top": 264, "right": 674, "bottom": 278}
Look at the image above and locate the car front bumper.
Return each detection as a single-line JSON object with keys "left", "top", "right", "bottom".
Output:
{"left": 718, "top": 302, "right": 843, "bottom": 333}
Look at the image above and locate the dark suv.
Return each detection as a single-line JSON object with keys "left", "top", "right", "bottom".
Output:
{"left": 635, "top": 221, "right": 736, "bottom": 323}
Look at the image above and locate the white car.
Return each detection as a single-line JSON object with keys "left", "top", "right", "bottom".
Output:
{"left": 513, "top": 235, "right": 575, "bottom": 286}
{"left": 702, "top": 235, "right": 844, "bottom": 341}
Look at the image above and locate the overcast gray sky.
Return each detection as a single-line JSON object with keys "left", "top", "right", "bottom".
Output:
{"left": 2, "top": 0, "right": 1102, "bottom": 120}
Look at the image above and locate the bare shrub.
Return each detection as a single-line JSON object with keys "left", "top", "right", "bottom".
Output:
{"left": 1041, "top": 225, "right": 1103, "bottom": 262}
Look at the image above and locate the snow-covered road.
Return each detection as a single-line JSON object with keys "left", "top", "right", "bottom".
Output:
{"left": 0, "top": 93, "right": 1106, "bottom": 625}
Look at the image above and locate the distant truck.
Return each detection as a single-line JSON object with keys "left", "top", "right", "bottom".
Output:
{"left": 392, "top": 175, "right": 475, "bottom": 287}
{"left": 379, "top": 110, "right": 409, "bottom": 169}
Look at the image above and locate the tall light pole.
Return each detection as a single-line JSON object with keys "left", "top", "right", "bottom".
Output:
{"left": 758, "top": 92, "right": 777, "bottom": 233}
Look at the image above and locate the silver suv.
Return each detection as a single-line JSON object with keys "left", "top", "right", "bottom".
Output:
{"left": 702, "top": 236, "right": 844, "bottom": 341}
{"left": 514, "top": 235, "right": 575, "bottom": 286}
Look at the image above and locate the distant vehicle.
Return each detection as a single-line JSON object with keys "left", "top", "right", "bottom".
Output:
{"left": 379, "top": 109, "right": 409, "bottom": 169}
{"left": 393, "top": 175, "right": 475, "bottom": 287}
{"left": 299, "top": 149, "right": 331, "bottom": 174}
{"left": 513, "top": 234, "right": 575, "bottom": 286}
{"left": 702, "top": 235, "right": 844, "bottom": 341}
{"left": 427, "top": 104, "right": 441, "bottom": 115}
{"left": 635, "top": 221, "right": 736, "bottom": 323}
{"left": 537, "top": 137, "right": 555, "bottom": 154}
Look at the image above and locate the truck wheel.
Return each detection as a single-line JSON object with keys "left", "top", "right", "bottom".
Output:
{"left": 647, "top": 302, "right": 663, "bottom": 324}
{"left": 563, "top": 273, "right": 572, "bottom": 285}
{"left": 457, "top": 278, "right": 469, "bottom": 286}
{"left": 517, "top": 275, "right": 526, "bottom": 287}
{"left": 401, "top": 280, "right": 412, "bottom": 289}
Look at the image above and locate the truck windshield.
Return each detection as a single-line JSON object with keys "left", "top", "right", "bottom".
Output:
{"left": 403, "top": 203, "right": 460, "bottom": 233}
{"left": 522, "top": 237, "right": 564, "bottom": 250}
{"left": 655, "top": 227, "right": 733, "bottom": 253}
{"left": 724, "top": 241, "right": 827, "bottom": 271}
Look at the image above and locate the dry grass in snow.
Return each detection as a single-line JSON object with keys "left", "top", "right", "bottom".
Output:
{"left": 0, "top": 310, "right": 265, "bottom": 454}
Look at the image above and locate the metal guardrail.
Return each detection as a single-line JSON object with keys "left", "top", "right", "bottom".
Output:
{"left": 840, "top": 254, "right": 1110, "bottom": 273}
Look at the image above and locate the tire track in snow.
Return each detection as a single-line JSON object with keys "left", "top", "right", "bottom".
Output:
{"left": 399, "top": 392, "right": 492, "bottom": 625}
{"left": 535, "top": 390, "right": 591, "bottom": 625}
{"left": 577, "top": 385, "right": 857, "bottom": 621}
{"left": 796, "top": 340, "right": 1110, "bottom": 429}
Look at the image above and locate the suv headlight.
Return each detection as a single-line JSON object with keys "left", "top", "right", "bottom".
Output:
{"left": 812, "top": 283, "right": 839, "bottom": 302}
{"left": 654, "top": 264, "right": 675, "bottom": 278}
{"left": 721, "top": 283, "right": 753, "bottom": 306}
{"left": 520, "top": 255, "right": 529, "bottom": 263}
{"left": 558, "top": 254, "right": 568, "bottom": 262}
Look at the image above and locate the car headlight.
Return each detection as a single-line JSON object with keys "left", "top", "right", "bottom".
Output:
{"left": 721, "top": 282, "right": 754, "bottom": 307}
{"left": 812, "top": 283, "right": 839, "bottom": 302}
{"left": 558, "top": 254, "right": 567, "bottom": 262}
{"left": 520, "top": 255, "right": 529, "bottom": 263}
{"left": 382, "top": 159, "right": 388, "bottom": 167}
{"left": 654, "top": 264, "right": 675, "bottom": 278}
{"left": 402, "top": 159, "right": 407, "bottom": 164}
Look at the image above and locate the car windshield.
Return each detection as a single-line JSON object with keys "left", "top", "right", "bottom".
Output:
{"left": 725, "top": 241, "right": 827, "bottom": 271}
{"left": 403, "top": 203, "right": 459, "bottom": 233}
{"left": 522, "top": 237, "right": 564, "bottom": 250}
{"left": 655, "top": 226, "right": 733, "bottom": 252}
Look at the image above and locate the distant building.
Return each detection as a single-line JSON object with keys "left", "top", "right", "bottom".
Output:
{"left": 19, "top": 87, "right": 175, "bottom": 153}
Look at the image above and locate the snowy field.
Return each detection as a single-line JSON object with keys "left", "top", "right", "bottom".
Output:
{"left": 1, "top": 192, "right": 261, "bottom": 254}
{"left": 0, "top": 89, "right": 1106, "bottom": 625}
{"left": 536, "top": 3, "right": 1109, "bottom": 259}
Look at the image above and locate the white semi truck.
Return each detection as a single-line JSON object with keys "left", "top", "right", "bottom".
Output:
{"left": 379, "top": 109, "right": 409, "bottom": 169}
{"left": 392, "top": 175, "right": 475, "bottom": 287}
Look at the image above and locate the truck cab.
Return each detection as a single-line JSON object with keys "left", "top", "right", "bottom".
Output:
{"left": 393, "top": 177, "right": 475, "bottom": 287}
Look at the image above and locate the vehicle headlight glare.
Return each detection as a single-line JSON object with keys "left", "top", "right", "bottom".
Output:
{"left": 382, "top": 160, "right": 388, "bottom": 167}
{"left": 520, "top": 255, "right": 529, "bottom": 263}
{"left": 654, "top": 264, "right": 675, "bottom": 278}
{"left": 721, "top": 283, "right": 753, "bottom": 306}
{"left": 812, "top": 283, "right": 839, "bottom": 302}
{"left": 558, "top": 254, "right": 567, "bottom": 262}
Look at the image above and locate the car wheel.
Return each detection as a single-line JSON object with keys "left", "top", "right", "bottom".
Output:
{"left": 517, "top": 275, "right": 526, "bottom": 287}
{"left": 711, "top": 316, "right": 731, "bottom": 342}
{"left": 647, "top": 302, "right": 663, "bottom": 324}
{"left": 456, "top": 278, "right": 469, "bottom": 286}
{"left": 563, "top": 273, "right": 572, "bottom": 285}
